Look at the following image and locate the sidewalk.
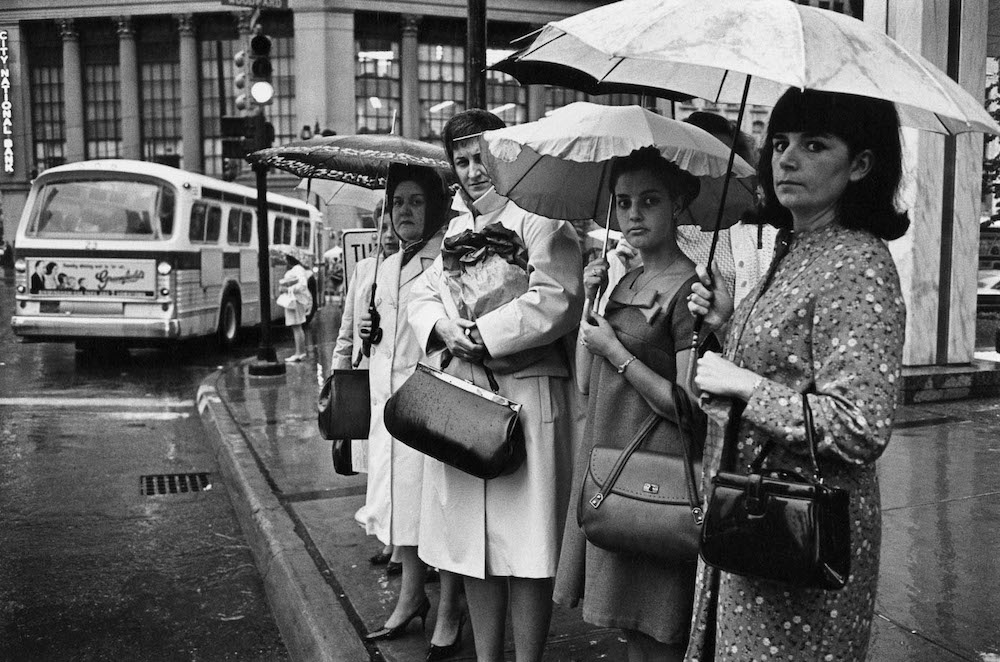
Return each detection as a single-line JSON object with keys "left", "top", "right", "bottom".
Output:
{"left": 197, "top": 306, "right": 1000, "bottom": 662}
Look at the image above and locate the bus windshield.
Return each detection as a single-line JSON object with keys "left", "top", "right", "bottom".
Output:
{"left": 26, "top": 177, "right": 175, "bottom": 240}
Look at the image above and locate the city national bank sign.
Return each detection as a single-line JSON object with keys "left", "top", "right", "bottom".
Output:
{"left": 1, "top": 30, "right": 11, "bottom": 173}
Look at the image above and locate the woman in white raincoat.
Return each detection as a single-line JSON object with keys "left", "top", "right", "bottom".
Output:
{"left": 408, "top": 110, "right": 584, "bottom": 662}
{"left": 278, "top": 252, "right": 312, "bottom": 362}
{"left": 358, "top": 164, "right": 463, "bottom": 657}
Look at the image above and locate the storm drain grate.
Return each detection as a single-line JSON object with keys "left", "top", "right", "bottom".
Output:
{"left": 140, "top": 473, "right": 212, "bottom": 496}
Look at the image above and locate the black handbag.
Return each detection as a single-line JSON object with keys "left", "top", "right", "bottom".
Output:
{"left": 317, "top": 369, "right": 371, "bottom": 441}
{"left": 699, "top": 393, "right": 851, "bottom": 590}
{"left": 383, "top": 362, "right": 525, "bottom": 480}
{"left": 578, "top": 385, "right": 703, "bottom": 563}
{"left": 330, "top": 440, "right": 357, "bottom": 476}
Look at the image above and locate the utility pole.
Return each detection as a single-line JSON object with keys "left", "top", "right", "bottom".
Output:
{"left": 467, "top": 0, "right": 487, "bottom": 110}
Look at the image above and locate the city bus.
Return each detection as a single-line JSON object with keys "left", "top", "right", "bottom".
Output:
{"left": 10, "top": 159, "right": 324, "bottom": 351}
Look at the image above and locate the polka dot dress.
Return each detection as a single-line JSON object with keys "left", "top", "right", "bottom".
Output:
{"left": 685, "top": 223, "right": 906, "bottom": 662}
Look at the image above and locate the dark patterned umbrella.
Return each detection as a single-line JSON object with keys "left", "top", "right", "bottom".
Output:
{"left": 248, "top": 134, "right": 451, "bottom": 188}
{"left": 250, "top": 134, "right": 452, "bottom": 362}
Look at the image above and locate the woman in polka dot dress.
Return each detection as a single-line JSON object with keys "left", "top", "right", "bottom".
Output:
{"left": 685, "top": 88, "right": 908, "bottom": 661}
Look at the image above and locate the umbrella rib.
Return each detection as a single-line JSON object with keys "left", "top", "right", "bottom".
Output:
{"left": 714, "top": 69, "right": 730, "bottom": 105}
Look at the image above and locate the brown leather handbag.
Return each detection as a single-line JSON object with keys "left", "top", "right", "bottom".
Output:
{"left": 578, "top": 385, "right": 704, "bottom": 563}
{"left": 699, "top": 393, "right": 851, "bottom": 590}
{"left": 383, "top": 362, "right": 525, "bottom": 480}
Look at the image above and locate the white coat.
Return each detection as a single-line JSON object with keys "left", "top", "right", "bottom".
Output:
{"left": 409, "top": 190, "right": 584, "bottom": 579}
{"left": 332, "top": 257, "right": 377, "bottom": 371}
{"left": 362, "top": 234, "right": 444, "bottom": 546}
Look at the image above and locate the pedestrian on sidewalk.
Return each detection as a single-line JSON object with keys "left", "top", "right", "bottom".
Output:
{"left": 408, "top": 109, "right": 584, "bottom": 662}
{"left": 278, "top": 251, "right": 312, "bottom": 362}
{"left": 686, "top": 88, "right": 908, "bottom": 662}
{"left": 357, "top": 164, "right": 464, "bottom": 658}
{"left": 554, "top": 148, "right": 707, "bottom": 662}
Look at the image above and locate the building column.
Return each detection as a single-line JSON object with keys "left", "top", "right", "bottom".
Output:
{"left": 865, "top": 0, "right": 988, "bottom": 366}
{"left": 527, "top": 86, "right": 547, "bottom": 121}
{"left": 58, "top": 19, "right": 84, "bottom": 163}
{"left": 116, "top": 16, "right": 141, "bottom": 160}
{"left": 400, "top": 15, "right": 420, "bottom": 138}
{"left": 176, "top": 14, "right": 202, "bottom": 172}
{"left": 294, "top": 9, "right": 354, "bottom": 136}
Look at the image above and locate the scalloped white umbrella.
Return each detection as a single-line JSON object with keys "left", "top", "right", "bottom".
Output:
{"left": 480, "top": 102, "right": 754, "bottom": 226}
{"left": 540, "top": 0, "right": 998, "bottom": 136}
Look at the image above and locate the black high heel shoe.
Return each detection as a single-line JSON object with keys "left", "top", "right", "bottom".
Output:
{"left": 365, "top": 597, "right": 431, "bottom": 641}
{"left": 426, "top": 613, "right": 466, "bottom": 661}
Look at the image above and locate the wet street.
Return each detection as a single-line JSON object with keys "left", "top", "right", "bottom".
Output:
{"left": 0, "top": 270, "right": 290, "bottom": 660}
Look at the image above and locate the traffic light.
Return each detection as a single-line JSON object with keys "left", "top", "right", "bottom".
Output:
{"left": 248, "top": 28, "right": 274, "bottom": 107}
{"left": 233, "top": 49, "right": 253, "bottom": 114}
{"left": 221, "top": 115, "right": 275, "bottom": 159}
{"left": 221, "top": 115, "right": 251, "bottom": 159}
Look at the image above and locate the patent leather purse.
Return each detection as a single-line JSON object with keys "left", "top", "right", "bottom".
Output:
{"left": 699, "top": 393, "right": 851, "bottom": 590}
{"left": 317, "top": 369, "right": 371, "bottom": 442}
{"left": 384, "top": 362, "right": 525, "bottom": 480}
{"left": 578, "top": 384, "right": 703, "bottom": 563}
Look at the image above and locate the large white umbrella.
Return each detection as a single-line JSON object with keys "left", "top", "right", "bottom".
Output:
{"left": 296, "top": 178, "right": 382, "bottom": 210}
{"left": 526, "top": 0, "right": 999, "bottom": 136}
{"left": 481, "top": 102, "right": 755, "bottom": 226}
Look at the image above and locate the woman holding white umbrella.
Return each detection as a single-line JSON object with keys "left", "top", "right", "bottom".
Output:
{"left": 687, "top": 88, "right": 908, "bottom": 661}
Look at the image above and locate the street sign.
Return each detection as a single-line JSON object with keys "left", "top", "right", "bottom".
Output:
{"left": 341, "top": 228, "right": 379, "bottom": 287}
{"left": 221, "top": 0, "right": 287, "bottom": 10}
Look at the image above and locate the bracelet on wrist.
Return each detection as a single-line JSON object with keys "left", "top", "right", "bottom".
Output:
{"left": 616, "top": 354, "right": 638, "bottom": 375}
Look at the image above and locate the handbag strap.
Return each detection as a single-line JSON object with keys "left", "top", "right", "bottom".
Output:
{"left": 588, "top": 389, "right": 703, "bottom": 525}
{"left": 746, "top": 392, "right": 824, "bottom": 483}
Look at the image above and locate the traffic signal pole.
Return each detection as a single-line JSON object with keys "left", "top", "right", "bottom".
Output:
{"left": 467, "top": 0, "right": 487, "bottom": 110}
{"left": 249, "top": 155, "right": 283, "bottom": 376}
{"left": 239, "top": 24, "right": 283, "bottom": 377}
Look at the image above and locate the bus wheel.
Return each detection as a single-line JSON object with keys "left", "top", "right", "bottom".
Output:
{"left": 304, "top": 277, "right": 319, "bottom": 327}
{"left": 217, "top": 294, "right": 241, "bottom": 350}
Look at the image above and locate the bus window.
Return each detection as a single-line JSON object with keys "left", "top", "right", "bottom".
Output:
{"left": 206, "top": 206, "right": 222, "bottom": 242}
{"left": 241, "top": 211, "right": 254, "bottom": 244}
{"left": 190, "top": 202, "right": 222, "bottom": 243}
{"left": 158, "top": 187, "right": 175, "bottom": 236}
{"left": 227, "top": 209, "right": 254, "bottom": 245}
{"left": 27, "top": 178, "right": 173, "bottom": 239}
{"left": 273, "top": 216, "right": 292, "bottom": 245}
{"left": 294, "top": 220, "right": 310, "bottom": 248}
{"left": 190, "top": 202, "right": 207, "bottom": 241}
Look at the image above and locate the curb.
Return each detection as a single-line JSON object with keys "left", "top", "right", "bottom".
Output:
{"left": 196, "top": 370, "right": 368, "bottom": 662}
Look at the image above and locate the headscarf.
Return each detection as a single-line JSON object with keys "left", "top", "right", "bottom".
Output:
{"left": 386, "top": 162, "right": 448, "bottom": 265}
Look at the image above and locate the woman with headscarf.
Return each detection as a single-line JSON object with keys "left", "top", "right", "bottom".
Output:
{"left": 358, "top": 164, "right": 464, "bottom": 659}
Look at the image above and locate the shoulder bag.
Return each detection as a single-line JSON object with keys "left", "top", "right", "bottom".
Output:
{"left": 318, "top": 369, "right": 371, "bottom": 477}
{"left": 577, "top": 384, "right": 704, "bottom": 563}
{"left": 699, "top": 393, "right": 851, "bottom": 590}
{"left": 383, "top": 362, "right": 525, "bottom": 480}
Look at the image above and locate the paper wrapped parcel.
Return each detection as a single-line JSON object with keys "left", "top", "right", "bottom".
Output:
{"left": 441, "top": 222, "right": 530, "bottom": 321}
{"left": 441, "top": 223, "right": 550, "bottom": 374}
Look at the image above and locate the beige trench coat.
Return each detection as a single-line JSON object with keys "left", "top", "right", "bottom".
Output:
{"left": 408, "top": 190, "right": 584, "bottom": 579}
{"left": 362, "top": 235, "right": 443, "bottom": 546}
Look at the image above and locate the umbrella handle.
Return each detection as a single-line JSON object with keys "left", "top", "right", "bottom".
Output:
{"left": 593, "top": 198, "right": 615, "bottom": 316}
{"left": 689, "top": 74, "right": 752, "bottom": 391}
{"left": 363, "top": 187, "right": 390, "bottom": 356}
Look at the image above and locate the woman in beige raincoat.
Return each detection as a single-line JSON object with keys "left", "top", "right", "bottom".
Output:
{"left": 408, "top": 110, "right": 584, "bottom": 662}
{"left": 358, "top": 164, "right": 463, "bottom": 657}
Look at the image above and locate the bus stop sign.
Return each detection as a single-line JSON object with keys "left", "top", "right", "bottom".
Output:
{"left": 341, "top": 228, "right": 380, "bottom": 288}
